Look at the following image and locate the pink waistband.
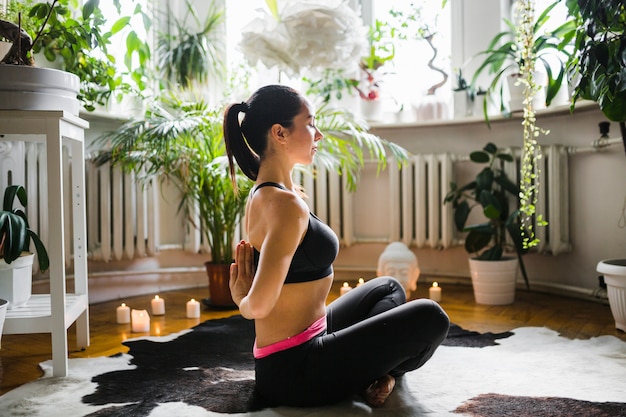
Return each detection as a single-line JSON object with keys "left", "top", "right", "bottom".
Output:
{"left": 253, "top": 315, "right": 327, "bottom": 359}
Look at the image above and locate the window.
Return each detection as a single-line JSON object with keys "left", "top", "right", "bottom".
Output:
{"left": 364, "top": 1, "right": 452, "bottom": 110}
{"left": 225, "top": 1, "right": 451, "bottom": 118}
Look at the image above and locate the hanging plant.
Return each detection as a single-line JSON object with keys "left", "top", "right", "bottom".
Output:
{"left": 516, "top": 0, "right": 548, "bottom": 248}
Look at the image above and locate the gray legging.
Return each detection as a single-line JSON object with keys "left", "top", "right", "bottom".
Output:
{"left": 254, "top": 276, "right": 450, "bottom": 407}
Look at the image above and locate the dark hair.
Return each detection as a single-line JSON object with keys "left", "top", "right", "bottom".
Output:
{"left": 223, "top": 85, "right": 305, "bottom": 187}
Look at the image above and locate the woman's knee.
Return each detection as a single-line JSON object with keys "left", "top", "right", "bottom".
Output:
{"left": 408, "top": 299, "right": 450, "bottom": 343}
{"left": 373, "top": 276, "right": 406, "bottom": 303}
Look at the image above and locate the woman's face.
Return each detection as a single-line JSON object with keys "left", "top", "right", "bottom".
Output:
{"left": 284, "top": 102, "right": 324, "bottom": 165}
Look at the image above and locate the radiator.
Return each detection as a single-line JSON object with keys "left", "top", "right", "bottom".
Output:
{"left": 85, "top": 160, "right": 158, "bottom": 261}
{"left": 0, "top": 141, "right": 572, "bottom": 270}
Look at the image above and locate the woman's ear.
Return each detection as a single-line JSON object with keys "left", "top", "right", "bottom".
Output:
{"left": 270, "top": 123, "right": 288, "bottom": 144}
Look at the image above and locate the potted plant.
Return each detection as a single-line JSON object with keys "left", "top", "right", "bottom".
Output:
{"left": 352, "top": 19, "right": 396, "bottom": 121}
{"left": 444, "top": 142, "right": 530, "bottom": 305}
{"left": 566, "top": 0, "right": 626, "bottom": 331}
{"left": 470, "top": 0, "right": 575, "bottom": 124}
{"left": 452, "top": 68, "right": 474, "bottom": 118}
{"left": 156, "top": 0, "right": 225, "bottom": 91}
{"left": 0, "top": 185, "right": 49, "bottom": 309}
{"left": 0, "top": 0, "right": 151, "bottom": 112}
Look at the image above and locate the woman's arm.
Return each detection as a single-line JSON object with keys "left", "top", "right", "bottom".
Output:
{"left": 230, "top": 189, "right": 308, "bottom": 319}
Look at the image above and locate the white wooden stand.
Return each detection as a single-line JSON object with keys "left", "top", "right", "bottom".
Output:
{"left": 0, "top": 110, "right": 90, "bottom": 377}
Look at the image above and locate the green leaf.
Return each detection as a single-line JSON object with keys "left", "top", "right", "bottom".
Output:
{"left": 470, "top": 150, "right": 490, "bottom": 163}
{"left": 111, "top": 16, "right": 130, "bottom": 34}
{"left": 465, "top": 229, "right": 493, "bottom": 254}
{"left": 454, "top": 200, "right": 470, "bottom": 231}
{"left": 83, "top": 0, "right": 97, "bottom": 20}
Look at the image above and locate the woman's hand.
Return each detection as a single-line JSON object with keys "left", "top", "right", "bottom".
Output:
{"left": 229, "top": 240, "right": 255, "bottom": 307}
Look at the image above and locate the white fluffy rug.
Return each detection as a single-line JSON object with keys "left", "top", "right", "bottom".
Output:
{"left": 1, "top": 326, "right": 625, "bottom": 417}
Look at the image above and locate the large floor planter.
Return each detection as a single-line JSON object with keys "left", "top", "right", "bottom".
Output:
{"left": 597, "top": 259, "right": 626, "bottom": 332}
{"left": 204, "top": 262, "right": 235, "bottom": 308}
{"left": 469, "top": 257, "right": 519, "bottom": 305}
{"left": 0, "top": 253, "right": 34, "bottom": 309}
{"left": 0, "top": 65, "right": 80, "bottom": 116}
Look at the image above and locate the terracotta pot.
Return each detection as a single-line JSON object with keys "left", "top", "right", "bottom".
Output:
{"left": 204, "top": 262, "right": 235, "bottom": 307}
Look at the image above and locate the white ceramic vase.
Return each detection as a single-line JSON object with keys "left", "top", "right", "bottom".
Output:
{"left": 469, "top": 257, "right": 519, "bottom": 305}
{"left": 0, "top": 254, "right": 35, "bottom": 309}
{"left": 360, "top": 99, "right": 384, "bottom": 122}
{"left": 506, "top": 71, "right": 547, "bottom": 113}
{"left": 597, "top": 259, "right": 626, "bottom": 332}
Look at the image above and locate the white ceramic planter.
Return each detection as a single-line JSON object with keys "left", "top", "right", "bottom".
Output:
{"left": 469, "top": 257, "right": 519, "bottom": 305}
{"left": 597, "top": 259, "right": 626, "bottom": 332}
{"left": 360, "top": 99, "right": 384, "bottom": 122}
{"left": 0, "top": 253, "right": 34, "bottom": 309}
{"left": 0, "top": 65, "right": 80, "bottom": 116}
{"left": 506, "top": 72, "right": 546, "bottom": 113}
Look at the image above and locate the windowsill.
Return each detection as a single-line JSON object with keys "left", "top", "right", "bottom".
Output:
{"left": 369, "top": 100, "right": 600, "bottom": 130}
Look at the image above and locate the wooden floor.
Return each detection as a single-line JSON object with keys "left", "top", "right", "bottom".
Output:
{"left": 1, "top": 281, "right": 624, "bottom": 396}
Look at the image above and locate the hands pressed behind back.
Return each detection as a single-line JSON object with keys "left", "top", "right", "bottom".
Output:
{"left": 230, "top": 240, "right": 255, "bottom": 307}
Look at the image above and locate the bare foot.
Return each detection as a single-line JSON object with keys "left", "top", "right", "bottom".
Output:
{"left": 364, "top": 374, "right": 396, "bottom": 408}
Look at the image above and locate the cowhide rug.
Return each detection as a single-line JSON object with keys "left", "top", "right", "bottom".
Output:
{"left": 0, "top": 315, "right": 625, "bottom": 417}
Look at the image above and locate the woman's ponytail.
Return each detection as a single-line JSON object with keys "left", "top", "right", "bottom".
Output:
{"left": 223, "top": 102, "right": 259, "bottom": 189}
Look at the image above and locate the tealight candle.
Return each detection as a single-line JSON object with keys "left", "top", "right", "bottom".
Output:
{"left": 186, "top": 298, "right": 201, "bottom": 318}
{"left": 340, "top": 282, "right": 353, "bottom": 296}
{"left": 131, "top": 309, "right": 150, "bottom": 332}
{"left": 357, "top": 278, "right": 365, "bottom": 287}
{"left": 151, "top": 295, "right": 165, "bottom": 315}
{"left": 116, "top": 303, "right": 130, "bottom": 324}
{"left": 429, "top": 282, "right": 442, "bottom": 302}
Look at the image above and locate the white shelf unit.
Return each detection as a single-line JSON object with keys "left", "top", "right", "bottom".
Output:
{"left": 0, "top": 110, "right": 90, "bottom": 377}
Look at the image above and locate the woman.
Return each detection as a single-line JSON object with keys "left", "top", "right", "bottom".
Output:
{"left": 223, "top": 84, "right": 450, "bottom": 408}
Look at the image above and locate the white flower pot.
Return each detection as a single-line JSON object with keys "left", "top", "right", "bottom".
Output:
{"left": 469, "top": 257, "right": 519, "bottom": 305}
{"left": 360, "top": 99, "right": 384, "bottom": 122}
{"left": 506, "top": 72, "right": 547, "bottom": 113}
{"left": 0, "top": 254, "right": 34, "bottom": 309}
{"left": 597, "top": 259, "right": 626, "bottom": 332}
{"left": 0, "top": 65, "right": 80, "bottom": 116}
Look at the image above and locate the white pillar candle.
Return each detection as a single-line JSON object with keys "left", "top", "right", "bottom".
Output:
{"left": 357, "top": 278, "right": 365, "bottom": 287}
{"left": 116, "top": 303, "right": 131, "bottom": 324}
{"left": 340, "top": 282, "right": 353, "bottom": 296}
{"left": 151, "top": 295, "right": 165, "bottom": 315}
{"left": 429, "top": 282, "right": 442, "bottom": 302}
{"left": 131, "top": 309, "right": 150, "bottom": 332}
{"left": 186, "top": 298, "right": 201, "bottom": 318}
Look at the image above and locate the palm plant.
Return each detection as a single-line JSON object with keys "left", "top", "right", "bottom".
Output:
{"left": 156, "top": 0, "right": 225, "bottom": 90}
{"left": 94, "top": 96, "right": 249, "bottom": 264}
{"left": 471, "top": 0, "right": 575, "bottom": 124}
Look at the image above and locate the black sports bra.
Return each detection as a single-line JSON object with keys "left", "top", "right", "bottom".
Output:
{"left": 252, "top": 182, "right": 339, "bottom": 284}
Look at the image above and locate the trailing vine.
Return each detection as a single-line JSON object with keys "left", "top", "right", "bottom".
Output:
{"left": 516, "top": 0, "right": 548, "bottom": 249}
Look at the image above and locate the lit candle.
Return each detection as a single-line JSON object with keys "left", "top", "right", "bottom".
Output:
{"left": 357, "top": 278, "right": 365, "bottom": 287}
{"left": 131, "top": 309, "right": 150, "bottom": 332}
{"left": 340, "top": 282, "right": 353, "bottom": 296}
{"left": 116, "top": 303, "right": 130, "bottom": 324}
{"left": 151, "top": 295, "right": 165, "bottom": 315}
{"left": 429, "top": 282, "right": 442, "bottom": 302}
{"left": 186, "top": 298, "right": 201, "bottom": 318}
